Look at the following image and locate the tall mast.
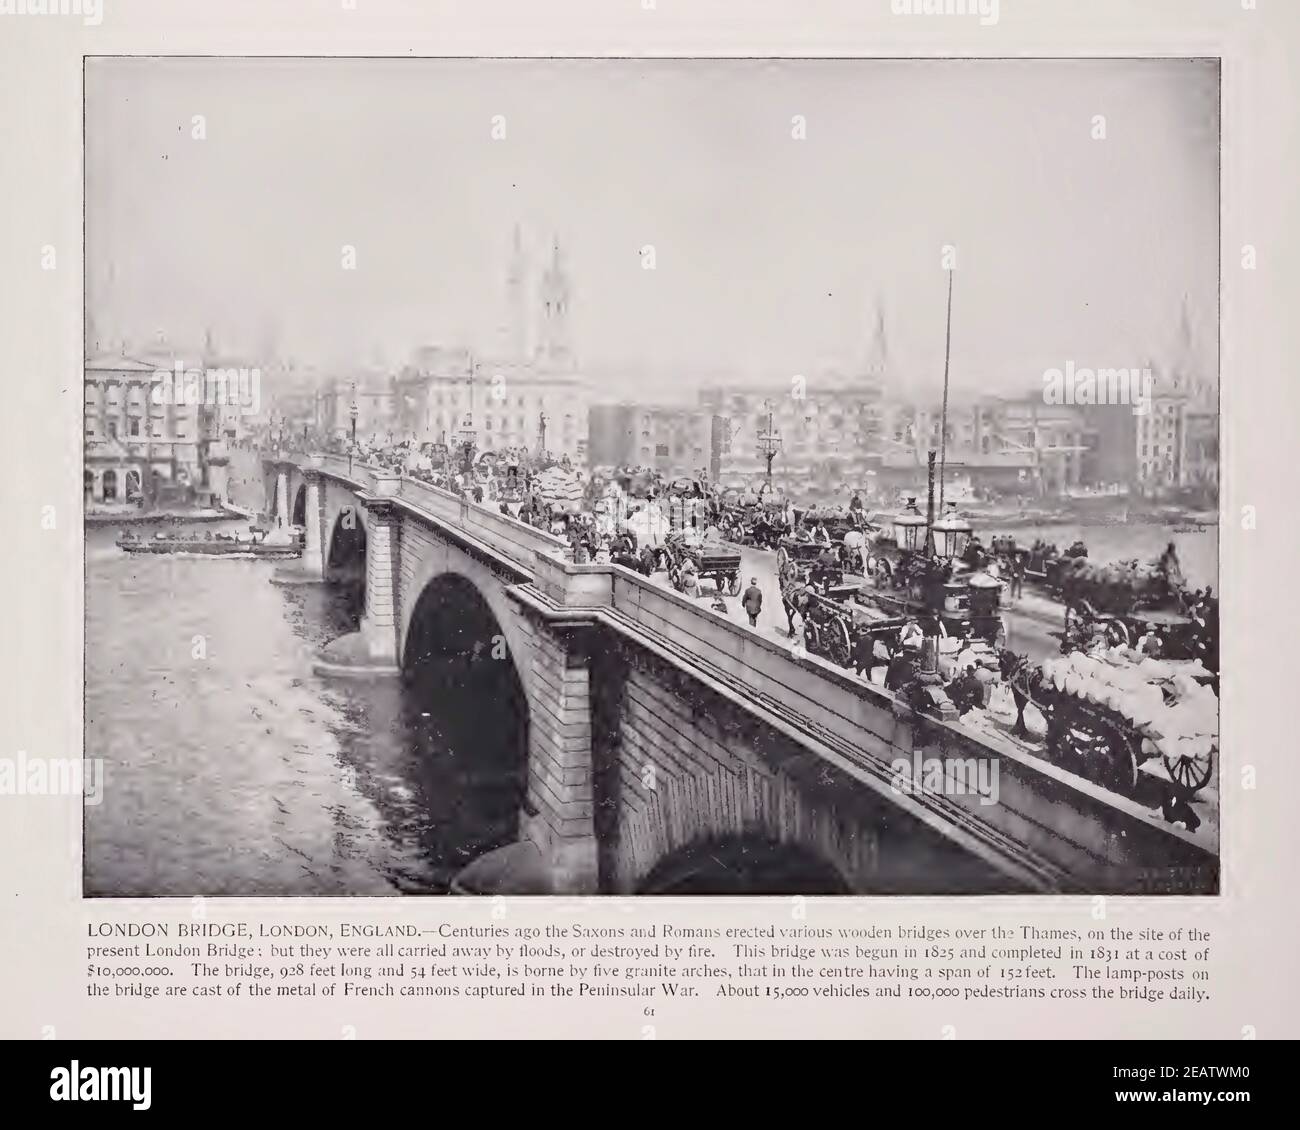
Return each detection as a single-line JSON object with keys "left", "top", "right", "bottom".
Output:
{"left": 938, "top": 269, "right": 954, "bottom": 511}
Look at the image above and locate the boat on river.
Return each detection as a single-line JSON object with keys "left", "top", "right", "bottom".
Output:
{"left": 115, "top": 529, "right": 303, "bottom": 559}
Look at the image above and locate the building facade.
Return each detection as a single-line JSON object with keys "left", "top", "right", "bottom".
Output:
{"left": 586, "top": 402, "right": 712, "bottom": 477}
{"left": 84, "top": 349, "right": 202, "bottom": 504}
{"left": 700, "top": 379, "right": 884, "bottom": 493}
{"left": 392, "top": 229, "right": 590, "bottom": 467}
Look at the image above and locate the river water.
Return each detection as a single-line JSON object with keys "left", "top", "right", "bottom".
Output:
{"left": 83, "top": 521, "right": 520, "bottom": 898}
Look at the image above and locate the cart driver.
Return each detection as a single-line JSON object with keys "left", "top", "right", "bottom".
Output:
{"left": 1137, "top": 625, "right": 1164, "bottom": 657}
{"left": 679, "top": 558, "right": 701, "bottom": 598}
{"left": 899, "top": 617, "right": 924, "bottom": 651}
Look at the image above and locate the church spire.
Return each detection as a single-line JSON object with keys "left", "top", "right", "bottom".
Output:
{"left": 499, "top": 222, "right": 529, "bottom": 359}
{"left": 1170, "top": 292, "right": 1196, "bottom": 396}
{"left": 536, "top": 232, "right": 572, "bottom": 368}
{"left": 864, "top": 297, "right": 888, "bottom": 384}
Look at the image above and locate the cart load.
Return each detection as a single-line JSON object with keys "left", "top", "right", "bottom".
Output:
{"left": 665, "top": 529, "right": 742, "bottom": 595}
{"left": 1035, "top": 645, "right": 1217, "bottom": 794}
{"left": 531, "top": 465, "right": 585, "bottom": 513}
{"left": 1053, "top": 544, "right": 1184, "bottom": 615}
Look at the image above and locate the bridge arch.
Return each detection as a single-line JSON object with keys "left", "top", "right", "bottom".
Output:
{"left": 401, "top": 572, "right": 531, "bottom": 841}
{"left": 397, "top": 544, "right": 536, "bottom": 704}
{"left": 636, "top": 835, "right": 850, "bottom": 895}
{"left": 291, "top": 483, "right": 306, "bottom": 527}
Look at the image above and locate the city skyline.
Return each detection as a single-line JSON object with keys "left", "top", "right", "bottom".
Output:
{"left": 86, "top": 57, "right": 1219, "bottom": 400}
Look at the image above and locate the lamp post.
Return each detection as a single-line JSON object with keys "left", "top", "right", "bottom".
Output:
{"left": 756, "top": 400, "right": 782, "bottom": 488}
{"left": 458, "top": 413, "right": 477, "bottom": 476}
{"left": 348, "top": 382, "right": 359, "bottom": 474}
{"left": 932, "top": 500, "right": 973, "bottom": 560}
{"left": 892, "top": 497, "right": 928, "bottom": 553}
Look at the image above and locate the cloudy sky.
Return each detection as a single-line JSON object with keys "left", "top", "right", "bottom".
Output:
{"left": 86, "top": 57, "right": 1219, "bottom": 399}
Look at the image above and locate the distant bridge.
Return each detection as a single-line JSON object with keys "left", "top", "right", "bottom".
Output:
{"left": 258, "top": 452, "right": 1217, "bottom": 896}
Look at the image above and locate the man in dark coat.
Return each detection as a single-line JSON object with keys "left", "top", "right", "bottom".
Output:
{"left": 741, "top": 578, "right": 764, "bottom": 627}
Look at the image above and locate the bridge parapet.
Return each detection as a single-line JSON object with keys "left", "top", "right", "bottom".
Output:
{"left": 303, "top": 452, "right": 569, "bottom": 576}
{"left": 514, "top": 557, "right": 1217, "bottom": 894}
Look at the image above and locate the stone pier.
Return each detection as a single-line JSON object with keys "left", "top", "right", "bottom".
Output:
{"left": 313, "top": 473, "right": 402, "bottom": 676}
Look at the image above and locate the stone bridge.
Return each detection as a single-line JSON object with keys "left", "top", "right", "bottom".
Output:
{"left": 259, "top": 453, "right": 1217, "bottom": 897}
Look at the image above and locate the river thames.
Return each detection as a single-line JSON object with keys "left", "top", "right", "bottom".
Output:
{"left": 84, "top": 481, "right": 1217, "bottom": 897}
{"left": 83, "top": 521, "right": 523, "bottom": 898}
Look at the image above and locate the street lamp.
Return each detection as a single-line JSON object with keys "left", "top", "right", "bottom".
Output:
{"left": 756, "top": 400, "right": 783, "bottom": 487}
{"left": 932, "top": 501, "right": 973, "bottom": 559}
{"left": 892, "top": 497, "right": 928, "bottom": 553}
{"left": 348, "top": 382, "right": 359, "bottom": 474}
{"left": 457, "top": 413, "right": 477, "bottom": 475}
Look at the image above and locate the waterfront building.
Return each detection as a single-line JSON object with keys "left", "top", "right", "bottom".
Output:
{"left": 84, "top": 346, "right": 202, "bottom": 505}
{"left": 586, "top": 402, "right": 712, "bottom": 478}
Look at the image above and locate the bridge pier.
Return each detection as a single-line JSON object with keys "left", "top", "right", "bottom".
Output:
{"left": 270, "top": 468, "right": 326, "bottom": 586}
{"left": 314, "top": 480, "right": 402, "bottom": 677}
{"left": 519, "top": 625, "right": 600, "bottom": 893}
{"left": 274, "top": 465, "right": 290, "bottom": 528}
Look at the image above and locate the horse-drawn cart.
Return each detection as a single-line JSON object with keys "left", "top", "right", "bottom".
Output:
{"left": 778, "top": 536, "right": 843, "bottom": 594}
{"left": 1012, "top": 648, "right": 1218, "bottom": 800}
{"left": 666, "top": 531, "right": 742, "bottom": 596}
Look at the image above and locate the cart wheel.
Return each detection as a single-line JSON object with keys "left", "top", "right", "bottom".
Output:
{"left": 1050, "top": 711, "right": 1138, "bottom": 793}
{"left": 1163, "top": 747, "right": 1214, "bottom": 794}
{"left": 804, "top": 621, "right": 822, "bottom": 655}
{"left": 1112, "top": 728, "right": 1142, "bottom": 794}
{"left": 728, "top": 572, "right": 742, "bottom": 596}
{"left": 827, "top": 618, "right": 852, "bottom": 668}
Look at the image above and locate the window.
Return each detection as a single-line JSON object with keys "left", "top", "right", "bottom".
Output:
{"left": 108, "top": 421, "right": 119, "bottom": 439}
{"left": 129, "top": 419, "right": 140, "bottom": 437}
{"left": 655, "top": 444, "right": 669, "bottom": 458}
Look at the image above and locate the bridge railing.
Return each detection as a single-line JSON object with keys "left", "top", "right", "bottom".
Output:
{"left": 304, "top": 452, "right": 568, "bottom": 573}
{"left": 397, "top": 476, "right": 569, "bottom": 569}
{"left": 529, "top": 557, "right": 1216, "bottom": 892}
{"left": 310, "top": 453, "right": 380, "bottom": 493}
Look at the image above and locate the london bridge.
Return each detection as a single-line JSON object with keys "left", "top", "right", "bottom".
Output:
{"left": 116, "top": 447, "right": 1212, "bottom": 897}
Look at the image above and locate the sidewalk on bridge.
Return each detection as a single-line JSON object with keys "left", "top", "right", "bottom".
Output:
{"left": 1005, "top": 588, "right": 1068, "bottom": 628}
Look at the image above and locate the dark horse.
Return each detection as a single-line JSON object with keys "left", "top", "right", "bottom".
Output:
{"left": 613, "top": 548, "right": 656, "bottom": 576}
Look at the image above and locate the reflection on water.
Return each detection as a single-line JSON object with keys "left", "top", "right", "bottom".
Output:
{"left": 84, "top": 522, "right": 523, "bottom": 897}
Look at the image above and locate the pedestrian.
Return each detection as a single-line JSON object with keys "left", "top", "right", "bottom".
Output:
{"left": 742, "top": 577, "right": 764, "bottom": 627}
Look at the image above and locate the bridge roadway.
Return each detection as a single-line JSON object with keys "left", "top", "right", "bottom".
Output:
{"left": 259, "top": 451, "right": 1218, "bottom": 896}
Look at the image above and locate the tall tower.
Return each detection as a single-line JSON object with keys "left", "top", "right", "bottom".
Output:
{"left": 500, "top": 223, "right": 529, "bottom": 360}
{"left": 863, "top": 299, "right": 889, "bottom": 386}
{"left": 536, "top": 234, "right": 573, "bottom": 368}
